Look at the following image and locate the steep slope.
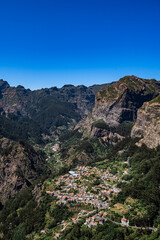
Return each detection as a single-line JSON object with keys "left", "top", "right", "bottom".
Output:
{"left": 131, "top": 95, "right": 160, "bottom": 148}
{"left": 0, "top": 79, "right": 110, "bottom": 202}
{"left": 76, "top": 76, "right": 160, "bottom": 144}
{"left": 0, "top": 114, "right": 44, "bottom": 144}
{"left": 0, "top": 138, "right": 47, "bottom": 203}
{"left": 0, "top": 79, "right": 110, "bottom": 135}
{"left": 93, "top": 75, "right": 160, "bottom": 127}
{"left": 0, "top": 80, "right": 31, "bottom": 116}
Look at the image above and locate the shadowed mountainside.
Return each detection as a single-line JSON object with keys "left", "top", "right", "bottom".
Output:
{"left": 131, "top": 94, "right": 160, "bottom": 148}
{"left": 76, "top": 75, "right": 160, "bottom": 145}
{"left": 0, "top": 79, "right": 110, "bottom": 141}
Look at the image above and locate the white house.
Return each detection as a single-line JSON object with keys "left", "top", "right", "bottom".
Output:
{"left": 121, "top": 217, "right": 129, "bottom": 226}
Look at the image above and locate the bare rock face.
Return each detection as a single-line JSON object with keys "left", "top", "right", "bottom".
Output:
{"left": 76, "top": 76, "right": 160, "bottom": 144}
{"left": 0, "top": 138, "right": 46, "bottom": 203}
{"left": 131, "top": 95, "right": 160, "bottom": 148}
{"left": 75, "top": 114, "right": 94, "bottom": 137}
{"left": 90, "top": 127, "right": 124, "bottom": 144}
{"left": 76, "top": 115, "right": 124, "bottom": 145}
{"left": 0, "top": 79, "right": 31, "bottom": 116}
{"left": 92, "top": 75, "right": 160, "bottom": 127}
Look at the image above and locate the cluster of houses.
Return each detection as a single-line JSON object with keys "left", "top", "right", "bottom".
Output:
{"left": 46, "top": 166, "right": 123, "bottom": 209}
{"left": 43, "top": 165, "right": 132, "bottom": 239}
{"left": 84, "top": 211, "right": 108, "bottom": 228}
{"left": 47, "top": 188, "right": 110, "bottom": 209}
{"left": 45, "top": 165, "right": 130, "bottom": 232}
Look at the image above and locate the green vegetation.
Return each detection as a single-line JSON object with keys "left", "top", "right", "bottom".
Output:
{"left": 0, "top": 114, "right": 44, "bottom": 144}
{"left": 150, "top": 94, "right": 160, "bottom": 104}
{"left": 111, "top": 121, "right": 134, "bottom": 137}
{"left": 106, "top": 140, "right": 160, "bottom": 228}
{"left": 119, "top": 76, "right": 142, "bottom": 91}
{"left": 59, "top": 131, "right": 109, "bottom": 167}
{"left": 99, "top": 89, "right": 107, "bottom": 98}
{"left": 93, "top": 119, "right": 134, "bottom": 137}
{"left": 107, "top": 86, "right": 118, "bottom": 98}
{"left": 99, "top": 86, "right": 118, "bottom": 100}
{"left": 1, "top": 135, "right": 160, "bottom": 239}
{"left": 60, "top": 220, "right": 156, "bottom": 240}
{"left": 0, "top": 187, "right": 49, "bottom": 240}
{"left": 98, "top": 76, "right": 159, "bottom": 105}
{"left": 0, "top": 80, "right": 108, "bottom": 146}
{"left": 0, "top": 77, "right": 160, "bottom": 239}
{"left": 29, "top": 96, "right": 81, "bottom": 131}
{"left": 92, "top": 119, "right": 110, "bottom": 130}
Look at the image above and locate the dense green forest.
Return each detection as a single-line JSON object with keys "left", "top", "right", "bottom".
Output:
{"left": 1, "top": 135, "right": 160, "bottom": 240}
{"left": 0, "top": 114, "right": 44, "bottom": 144}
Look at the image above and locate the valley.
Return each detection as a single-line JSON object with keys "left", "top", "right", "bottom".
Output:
{"left": 0, "top": 75, "right": 160, "bottom": 240}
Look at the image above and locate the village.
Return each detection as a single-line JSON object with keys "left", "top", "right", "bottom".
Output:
{"left": 43, "top": 162, "right": 158, "bottom": 239}
{"left": 46, "top": 165, "right": 129, "bottom": 229}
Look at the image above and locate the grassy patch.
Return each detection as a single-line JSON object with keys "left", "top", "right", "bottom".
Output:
{"left": 111, "top": 203, "right": 129, "bottom": 215}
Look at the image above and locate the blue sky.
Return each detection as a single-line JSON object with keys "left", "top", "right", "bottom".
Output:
{"left": 0, "top": 0, "right": 160, "bottom": 89}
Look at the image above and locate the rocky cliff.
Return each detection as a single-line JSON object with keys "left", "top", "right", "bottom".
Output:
{"left": 131, "top": 95, "right": 160, "bottom": 148}
{"left": 76, "top": 76, "right": 160, "bottom": 144}
{"left": 93, "top": 75, "right": 160, "bottom": 127}
{"left": 0, "top": 80, "right": 31, "bottom": 116}
{"left": 0, "top": 138, "right": 47, "bottom": 203}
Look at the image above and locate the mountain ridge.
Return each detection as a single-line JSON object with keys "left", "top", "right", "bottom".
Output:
{"left": 76, "top": 75, "right": 160, "bottom": 145}
{"left": 0, "top": 79, "right": 111, "bottom": 134}
{"left": 0, "top": 76, "right": 160, "bottom": 239}
{"left": 0, "top": 75, "right": 160, "bottom": 204}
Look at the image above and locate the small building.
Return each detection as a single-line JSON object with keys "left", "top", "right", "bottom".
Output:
{"left": 69, "top": 171, "right": 79, "bottom": 177}
{"left": 99, "top": 219, "right": 104, "bottom": 224}
{"left": 46, "top": 191, "right": 54, "bottom": 196}
{"left": 62, "top": 195, "right": 67, "bottom": 200}
{"left": 103, "top": 212, "right": 107, "bottom": 217}
{"left": 92, "top": 222, "right": 98, "bottom": 226}
{"left": 72, "top": 218, "right": 77, "bottom": 223}
{"left": 121, "top": 217, "right": 129, "bottom": 226}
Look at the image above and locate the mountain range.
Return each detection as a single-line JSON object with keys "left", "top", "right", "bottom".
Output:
{"left": 0, "top": 75, "right": 160, "bottom": 239}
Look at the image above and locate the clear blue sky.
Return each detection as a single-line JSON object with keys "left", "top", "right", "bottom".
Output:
{"left": 0, "top": 0, "right": 160, "bottom": 89}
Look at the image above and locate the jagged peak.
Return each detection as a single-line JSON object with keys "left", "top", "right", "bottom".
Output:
{"left": 119, "top": 75, "right": 158, "bottom": 83}
{"left": 96, "top": 75, "right": 160, "bottom": 102}
{"left": 0, "top": 79, "right": 10, "bottom": 89}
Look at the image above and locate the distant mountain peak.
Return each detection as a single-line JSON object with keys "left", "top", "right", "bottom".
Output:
{"left": 0, "top": 79, "right": 9, "bottom": 89}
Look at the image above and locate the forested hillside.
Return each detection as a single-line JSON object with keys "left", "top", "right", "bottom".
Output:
{"left": 0, "top": 76, "right": 160, "bottom": 240}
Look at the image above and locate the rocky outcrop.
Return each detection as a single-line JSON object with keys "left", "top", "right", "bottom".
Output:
{"left": 92, "top": 75, "right": 160, "bottom": 127}
{"left": 131, "top": 95, "right": 160, "bottom": 148}
{"left": 76, "top": 116, "right": 124, "bottom": 144}
{"left": 0, "top": 80, "right": 31, "bottom": 116}
{"left": 0, "top": 138, "right": 47, "bottom": 203}
{"left": 76, "top": 76, "right": 160, "bottom": 144}
{"left": 90, "top": 127, "right": 124, "bottom": 144}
